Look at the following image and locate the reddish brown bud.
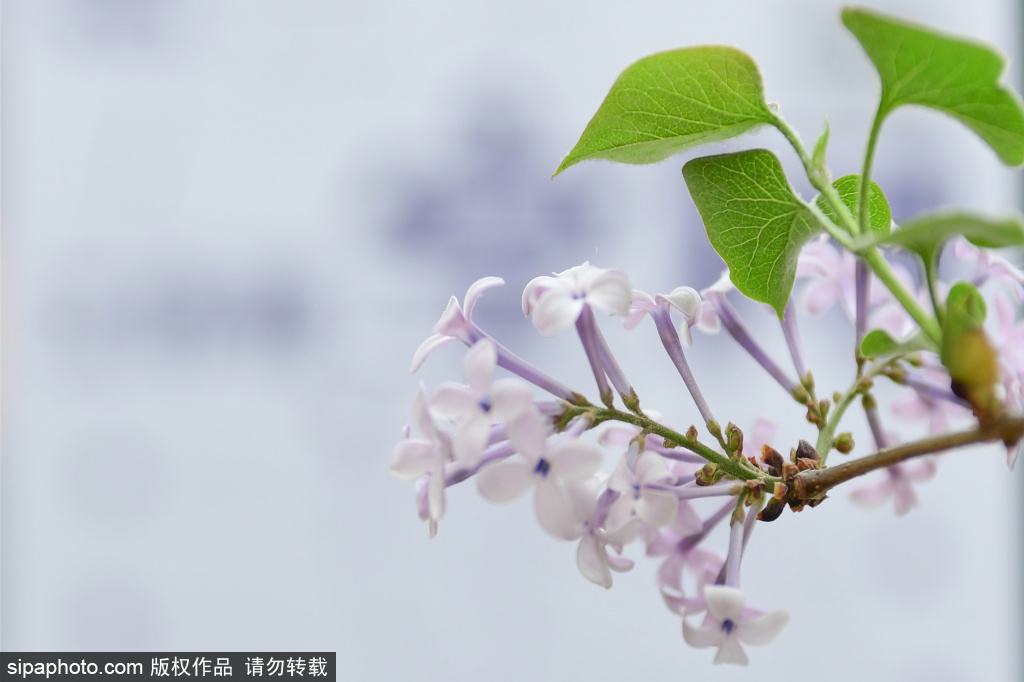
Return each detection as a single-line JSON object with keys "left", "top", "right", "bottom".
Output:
{"left": 761, "top": 445, "right": 785, "bottom": 477}
{"left": 758, "top": 496, "right": 786, "bottom": 522}
{"left": 796, "top": 440, "right": 821, "bottom": 462}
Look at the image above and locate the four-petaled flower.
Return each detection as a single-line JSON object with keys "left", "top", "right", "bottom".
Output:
{"left": 429, "top": 339, "right": 534, "bottom": 467}
{"left": 390, "top": 384, "right": 452, "bottom": 537}
{"left": 522, "top": 262, "right": 632, "bottom": 336}
{"left": 682, "top": 586, "right": 790, "bottom": 666}
{"left": 604, "top": 450, "right": 678, "bottom": 535}
{"left": 476, "top": 409, "right": 604, "bottom": 539}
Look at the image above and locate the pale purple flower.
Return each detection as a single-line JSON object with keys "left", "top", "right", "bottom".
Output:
{"left": 695, "top": 269, "right": 734, "bottom": 335}
{"left": 390, "top": 384, "right": 452, "bottom": 537}
{"left": 565, "top": 477, "right": 635, "bottom": 589}
{"left": 796, "top": 236, "right": 857, "bottom": 318}
{"left": 740, "top": 418, "right": 779, "bottom": 461}
{"left": 648, "top": 501, "right": 730, "bottom": 613}
{"left": 682, "top": 586, "right": 790, "bottom": 666}
{"left": 476, "top": 409, "right": 604, "bottom": 539}
{"left": 954, "top": 238, "right": 1024, "bottom": 301}
{"left": 796, "top": 237, "right": 913, "bottom": 325}
{"left": 429, "top": 339, "right": 534, "bottom": 467}
{"left": 991, "top": 292, "right": 1024, "bottom": 468}
{"left": 848, "top": 458, "right": 937, "bottom": 515}
{"left": 522, "top": 262, "right": 632, "bottom": 336}
{"left": 412, "top": 276, "right": 504, "bottom": 372}
{"left": 604, "top": 448, "right": 678, "bottom": 534}
{"left": 892, "top": 364, "right": 971, "bottom": 437}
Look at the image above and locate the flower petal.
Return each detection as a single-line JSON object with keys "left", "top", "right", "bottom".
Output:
{"left": 411, "top": 333, "right": 458, "bottom": 373}
{"left": 429, "top": 383, "right": 481, "bottom": 420}
{"left": 390, "top": 440, "right": 440, "bottom": 480}
{"left": 534, "top": 479, "right": 581, "bottom": 540}
{"left": 464, "top": 276, "right": 505, "bottom": 318}
{"left": 576, "top": 535, "right": 613, "bottom": 588}
{"left": 703, "top": 585, "right": 746, "bottom": 623}
{"left": 507, "top": 410, "right": 549, "bottom": 463}
{"left": 476, "top": 459, "right": 534, "bottom": 502}
{"left": 463, "top": 339, "right": 497, "bottom": 393}
{"left": 532, "top": 288, "right": 583, "bottom": 336}
{"left": 489, "top": 380, "right": 535, "bottom": 421}
{"left": 548, "top": 442, "right": 604, "bottom": 481}
{"left": 682, "top": 615, "right": 723, "bottom": 649}
{"left": 635, "top": 451, "right": 672, "bottom": 485}
{"left": 637, "top": 489, "right": 679, "bottom": 527}
{"left": 713, "top": 634, "right": 749, "bottom": 666}
{"left": 737, "top": 609, "right": 790, "bottom": 646}
{"left": 453, "top": 415, "right": 491, "bottom": 467}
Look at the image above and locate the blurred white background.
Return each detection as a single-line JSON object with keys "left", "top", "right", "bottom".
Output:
{"left": 2, "top": 1, "right": 1021, "bottom": 679}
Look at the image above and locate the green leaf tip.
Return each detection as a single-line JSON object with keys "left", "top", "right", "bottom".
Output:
{"left": 842, "top": 6, "right": 1024, "bottom": 165}
{"left": 555, "top": 46, "right": 774, "bottom": 176}
{"left": 877, "top": 211, "right": 1024, "bottom": 266}
{"left": 683, "top": 149, "right": 821, "bottom": 318}
{"left": 860, "top": 329, "right": 936, "bottom": 359}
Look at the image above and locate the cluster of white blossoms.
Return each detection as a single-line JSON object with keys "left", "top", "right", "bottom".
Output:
{"left": 391, "top": 250, "right": 1022, "bottom": 665}
{"left": 393, "top": 263, "right": 791, "bottom": 665}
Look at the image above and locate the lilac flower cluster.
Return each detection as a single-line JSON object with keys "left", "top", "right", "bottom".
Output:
{"left": 391, "top": 247, "right": 1023, "bottom": 665}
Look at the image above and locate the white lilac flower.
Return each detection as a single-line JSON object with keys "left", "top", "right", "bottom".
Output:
{"left": 476, "top": 409, "right": 604, "bottom": 539}
{"left": 682, "top": 586, "right": 790, "bottom": 666}
{"left": 695, "top": 269, "right": 734, "bottom": 335}
{"left": 390, "top": 384, "right": 452, "bottom": 537}
{"left": 429, "top": 339, "right": 534, "bottom": 467}
{"left": 411, "top": 276, "right": 504, "bottom": 372}
{"left": 604, "top": 449, "right": 677, "bottom": 535}
{"left": 522, "top": 262, "right": 631, "bottom": 336}
{"left": 626, "top": 287, "right": 704, "bottom": 346}
{"left": 565, "top": 477, "right": 634, "bottom": 589}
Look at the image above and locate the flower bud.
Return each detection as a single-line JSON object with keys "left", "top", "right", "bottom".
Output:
{"left": 833, "top": 432, "right": 855, "bottom": 454}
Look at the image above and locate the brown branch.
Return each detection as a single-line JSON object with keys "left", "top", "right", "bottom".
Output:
{"left": 790, "top": 414, "right": 1024, "bottom": 503}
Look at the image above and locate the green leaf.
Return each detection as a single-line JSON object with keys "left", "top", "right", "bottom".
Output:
{"left": 555, "top": 47, "right": 775, "bottom": 175}
{"left": 843, "top": 7, "right": 1024, "bottom": 165}
{"left": 683, "top": 149, "right": 821, "bottom": 317}
{"left": 812, "top": 119, "right": 830, "bottom": 173}
{"left": 860, "top": 329, "right": 937, "bottom": 358}
{"left": 816, "top": 174, "right": 891, "bottom": 237}
{"left": 876, "top": 211, "right": 1024, "bottom": 266}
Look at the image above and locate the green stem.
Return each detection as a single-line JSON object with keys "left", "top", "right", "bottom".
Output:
{"left": 769, "top": 112, "right": 860, "bottom": 241}
{"left": 858, "top": 109, "right": 886, "bottom": 237}
{"left": 923, "top": 257, "right": 946, "bottom": 328}
{"left": 861, "top": 247, "right": 942, "bottom": 343}
{"left": 589, "top": 407, "right": 777, "bottom": 488}
{"left": 793, "top": 413, "right": 1024, "bottom": 501}
{"left": 815, "top": 386, "right": 860, "bottom": 464}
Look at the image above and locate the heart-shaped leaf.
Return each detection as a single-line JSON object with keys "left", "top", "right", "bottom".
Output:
{"left": 816, "top": 174, "right": 891, "bottom": 237}
{"left": 860, "top": 328, "right": 937, "bottom": 359}
{"left": 683, "top": 149, "right": 821, "bottom": 317}
{"left": 555, "top": 47, "right": 775, "bottom": 175}
{"left": 843, "top": 7, "right": 1024, "bottom": 165}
